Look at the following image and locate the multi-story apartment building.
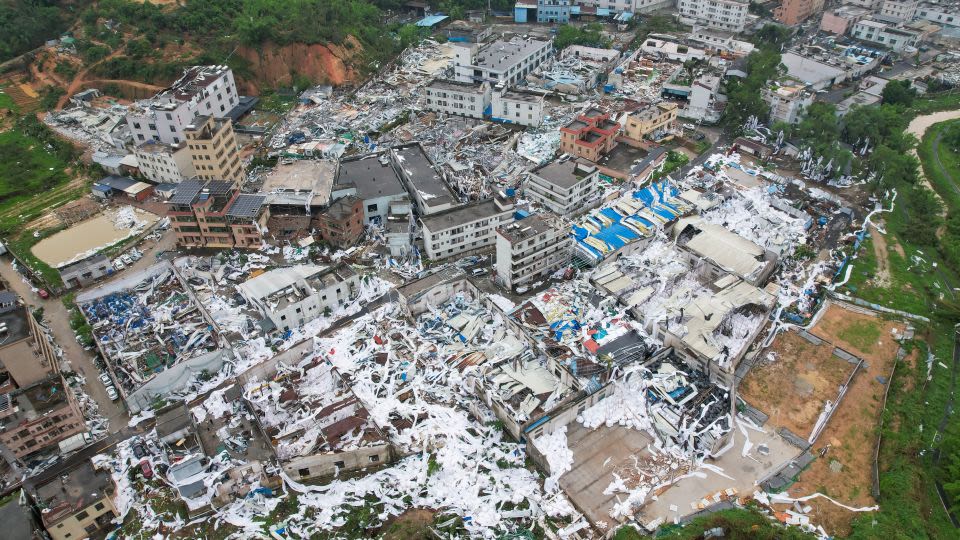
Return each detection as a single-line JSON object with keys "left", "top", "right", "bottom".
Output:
{"left": 495, "top": 213, "right": 572, "bottom": 290}
{"left": 537, "top": 0, "right": 571, "bottom": 22}
{"left": 315, "top": 195, "right": 364, "bottom": 249}
{"left": 29, "top": 460, "right": 118, "bottom": 540}
{"left": 525, "top": 158, "right": 601, "bottom": 217}
{"left": 0, "top": 375, "right": 86, "bottom": 459}
{"left": 916, "top": 1, "right": 959, "bottom": 27}
{"left": 0, "top": 294, "right": 58, "bottom": 393}
{"left": 820, "top": 5, "right": 872, "bottom": 34}
{"left": 492, "top": 88, "right": 546, "bottom": 127}
{"left": 126, "top": 65, "right": 238, "bottom": 145}
{"left": 424, "top": 80, "right": 491, "bottom": 120}
{"left": 761, "top": 84, "right": 814, "bottom": 124}
{"left": 238, "top": 264, "right": 360, "bottom": 332}
{"left": 420, "top": 192, "right": 515, "bottom": 261}
{"left": 677, "top": 0, "right": 750, "bottom": 32}
{"left": 841, "top": 0, "right": 881, "bottom": 8}
{"left": 184, "top": 115, "right": 244, "bottom": 184}
{"left": 624, "top": 102, "right": 678, "bottom": 142}
{"left": 134, "top": 141, "right": 195, "bottom": 184}
{"left": 559, "top": 108, "right": 620, "bottom": 162}
{"left": 168, "top": 179, "right": 267, "bottom": 249}
{"left": 851, "top": 18, "right": 922, "bottom": 51}
{"left": 775, "top": 0, "right": 826, "bottom": 25}
{"left": 453, "top": 38, "right": 553, "bottom": 87}
{"left": 879, "top": 0, "right": 918, "bottom": 21}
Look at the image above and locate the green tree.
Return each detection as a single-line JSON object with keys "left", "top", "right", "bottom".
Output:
{"left": 901, "top": 187, "right": 942, "bottom": 244}
{"left": 881, "top": 79, "right": 917, "bottom": 107}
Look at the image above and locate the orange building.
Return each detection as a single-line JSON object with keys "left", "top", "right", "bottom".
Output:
{"left": 775, "top": 0, "right": 826, "bottom": 25}
{"left": 168, "top": 178, "right": 267, "bottom": 249}
{"left": 559, "top": 108, "right": 620, "bottom": 162}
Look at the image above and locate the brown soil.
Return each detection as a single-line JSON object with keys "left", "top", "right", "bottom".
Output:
{"left": 235, "top": 36, "right": 364, "bottom": 94}
{"left": 775, "top": 304, "right": 904, "bottom": 536}
{"left": 380, "top": 508, "right": 436, "bottom": 540}
{"left": 740, "top": 331, "right": 854, "bottom": 439}
{"left": 870, "top": 224, "right": 892, "bottom": 288}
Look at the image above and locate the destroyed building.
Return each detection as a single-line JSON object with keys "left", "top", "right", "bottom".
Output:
{"left": 495, "top": 213, "right": 572, "bottom": 290}
{"left": 244, "top": 358, "right": 394, "bottom": 482}
{"left": 126, "top": 65, "right": 239, "bottom": 145}
{"left": 261, "top": 159, "right": 336, "bottom": 240}
{"left": 674, "top": 216, "right": 778, "bottom": 286}
{"left": 77, "top": 261, "right": 218, "bottom": 401}
{"left": 315, "top": 195, "right": 365, "bottom": 249}
{"left": 237, "top": 264, "right": 360, "bottom": 332}
{"left": 391, "top": 142, "right": 459, "bottom": 216}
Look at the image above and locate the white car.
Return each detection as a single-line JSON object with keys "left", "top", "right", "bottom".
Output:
{"left": 113, "top": 260, "right": 125, "bottom": 270}
{"left": 98, "top": 373, "right": 112, "bottom": 385}
{"left": 120, "top": 254, "right": 133, "bottom": 265}
{"left": 105, "top": 386, "right": 119, "bottom": 401}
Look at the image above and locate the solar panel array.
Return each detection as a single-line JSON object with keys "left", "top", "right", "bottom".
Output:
{"left": 227, "top": 194, "right": 266, "bottom": 218}
{"left": 168, "top": 179, "right": 204, "bottom": 205}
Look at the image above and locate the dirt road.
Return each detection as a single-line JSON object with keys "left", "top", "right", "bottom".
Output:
{"left": 907, "top": 109, "right": 960, "bottom": 194}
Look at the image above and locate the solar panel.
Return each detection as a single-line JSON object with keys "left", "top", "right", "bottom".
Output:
{"left": 205, "top": 180, "right": 234, "bottom": 197}
{"left": 168, "top": 179, "right": 204, "bottom": 205}
{"left": 227, "top": 194, "right": 266, "bottom": 218}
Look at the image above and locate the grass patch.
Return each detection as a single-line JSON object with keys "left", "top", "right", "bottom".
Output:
{"left": 656, "top": 507, "right": 816, "bottom": 538}
{"left": 837, "top": 319, "right": 882, "bottom": 353}
{"left": 0, "top": 87, "right": 16, "bottom": 112}
{"left": 0, "top": 130, "right": 73, "bottom": 227}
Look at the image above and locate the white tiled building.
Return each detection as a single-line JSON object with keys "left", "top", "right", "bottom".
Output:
{"left": 879, "top": 0, "right": 918, "bottom": 21}
{"left": 453, "top": 38, "right": 553, "bottom": 86}
{"left": 851, "top": 18, "right": 922, "bottom": 51}
{"left": 492, "top": 89, "right": 546, "bottom": 127}
{"left": 420, "top": 194, "right": 515, "bottom": 261}
{"left": 525, "top": 158, "right": 601, "bottom": 217}
{"left": 915, "top": 1, "right": 959, "bottom": 27}
{"left": 761, "top": 84, "right": 814, "bottom": 125}
{"left": 424, "top": 80, "right": 491, "bottom": 120}
{"left": 237, "top": 264, "right": 360, "bottom": 332}
{"left": 133, "top": 142, "right": 195, "bottom": 184}
{"left": 495, "top": 213, "right": 571, "bottom": 290}
{"left": 677, "top": 0, "right": 750, "bottom": 32}
{"left": 125, "top": 66, "right": 238, "bottom": 146}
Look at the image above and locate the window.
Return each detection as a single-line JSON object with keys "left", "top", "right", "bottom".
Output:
{"left": 298, "top": 467, "right": 311, "bottom": 477}
{"left": 85, "top": 524, "right": 99, "bottom": 534}
{"left": 369, "top": 455, "right": 380, "bottom": 463}
{"left": 94, "top": 502, "right": 105, "bottom": 511}
{"left": 367, "top": 204, "right": 378, "bottom": 213}
{"left": 334, "top": 460, "right": 345, "bottom": 468}
{"left": 76, "top": 510, "right": 90, "bottom": 520}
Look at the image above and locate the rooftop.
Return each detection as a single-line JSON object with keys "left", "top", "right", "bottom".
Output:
{"left": 391, "top": 143, "right": 457, "bottom": 209}
{"left": 135, "top": 65, "right": 231, "bottom": 112}
{"left": 677, "top": 217, "right": 769, "bottom": 281}
{"left": 1, "top": 376, "right": 71, "bottom": 431}
{"left": 497, "top": 213, "right": 567, "bottom": 244}
{"left": 472, "top": 38, "right": 550, "bottom": 73}
{"left": 225, "top": 193, "right": 266, "bottom": 219}
{"left": 427, "top": 79, "right": 488, "bottom": 94}
{"left": 155, "top": 402, "right": 195, "bottom": 440}
{"left": 32, "top": 460, "right": 113, "bottom": 527}
{"left": 0, "top": 304, "right": 31, "bottom": 346}
{"left": 419, "top": 198, "right": 510, "bottom": 231}
{"left": 499, "top": 90, "right": 545, "bottom": 104}
{"left": 262, "top": 160, "right": 337, "bottom": 202}
{"left": 531, "top": 158, "right": 599, "bottom": 189}
{"left": 335, "top": 154, "right": 407, "bottom": 200}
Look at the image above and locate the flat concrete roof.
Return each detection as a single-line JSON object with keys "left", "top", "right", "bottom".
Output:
{"left": 531, "top": 158, "right": 598, "bottom": 189}
{"left": 427, "top": 79, "right": 487, "bottom": 94}
{"left": 33, "top": 460, "right": 113, "bottom": 527}
{"left": 0, "top": 305, "right": 31, "bottom": 345}
{"left": 473, "top": 38, "right": 549, "bottom": 73}
{"left": 335, "top": 154, "right": 407, "bottom": 200}
{"left": 420, "top": 199, "right": 508, "bottom": 231}
{"left": 262, "top": 160, "right": 336, "bottom": 203}
{"left": 392, "top": 144, "right": 457, "bottom": 210}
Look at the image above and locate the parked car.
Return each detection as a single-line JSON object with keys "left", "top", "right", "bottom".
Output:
{"left": 120, "top": 254, "right": 132, "bottom": 265}
{"left": 140, "top": 459, "right": 153, "bottom": 479}
{"left": 37, "top": 289, "right": 49, "bottom": 299}
{"left": 98, "top": 373, "right": 112, "bottom": 385}
{"left": 113, "top": 260, "right": 125, "bottom": 270}
{"left": 471, "top": 268, "right": 488, "bottom": 277}
{"left": 132, "top": 442, "right": 147, "bottom": 460}
{"left": 105, "top": 386, "right": 119, "bottom": 401}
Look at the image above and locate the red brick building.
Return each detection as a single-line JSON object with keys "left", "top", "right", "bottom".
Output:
{"left": 315, "top": 195, "right": 364, "bottom": 249}
{"left": 559, "top": 108, "right": 620, "bottom": 162}
{"left": 168, "top": 178, "right": 268, "bottom": 249}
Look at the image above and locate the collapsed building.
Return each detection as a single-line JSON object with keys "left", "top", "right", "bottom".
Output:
{"left": 237, "top": 264, "right": 360, "bottom": 333}
{"left": 77, "top": 262, "right": 218, "bottom": 402}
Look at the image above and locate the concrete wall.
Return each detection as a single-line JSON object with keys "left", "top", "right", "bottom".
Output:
{"left": 283, "top": 442, "right": 395, "bottom": 481}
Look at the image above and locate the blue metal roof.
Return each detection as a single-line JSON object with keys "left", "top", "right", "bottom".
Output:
{"left": 417, "top": 14, "right": 449, "bottom": 27}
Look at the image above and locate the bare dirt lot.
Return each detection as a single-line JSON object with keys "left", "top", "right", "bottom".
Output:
{"left": 773, "top": 303, "right": 904, "bottom": 536}
{"left": 740, "top": 331, "right": 854, "bottom": 439}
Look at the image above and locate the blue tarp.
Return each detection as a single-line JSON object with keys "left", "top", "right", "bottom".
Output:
{"left": 417, "top": 14, "right": 449, "bottom": 27}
